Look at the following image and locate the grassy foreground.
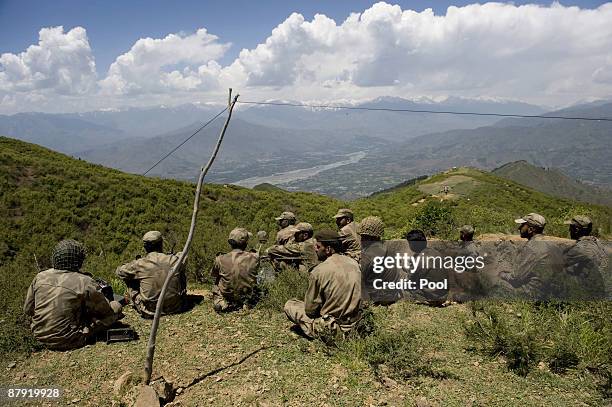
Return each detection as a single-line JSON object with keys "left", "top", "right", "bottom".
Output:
{"left": 1, "top": 288, "right": 608, "bottom": 406}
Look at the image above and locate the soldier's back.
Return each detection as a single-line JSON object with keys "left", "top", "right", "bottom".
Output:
{"left": 25, "top": 269, "right": 98, "bottom": 350}
{"left": 215, "top": 250, "right": 259, "bottom": 298}
{"left": 121, "top": 252, "right": 185, "bottom": 315}
{"left": 310, "top": 254, "right": 361, "bottom": 320}
{"left": 340, "top": 222, "right": 361, "bottom": 261}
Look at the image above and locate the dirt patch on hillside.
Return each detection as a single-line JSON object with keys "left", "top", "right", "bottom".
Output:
{"left": 418, "top": 175, "right": 480, "bottom": 199}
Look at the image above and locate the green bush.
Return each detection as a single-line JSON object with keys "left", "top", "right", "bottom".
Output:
{"left": 465, "top": 300, "right": 612, "bottom": 393}
{"left": 257, "top": 265, "right": 310, "bottom": 312}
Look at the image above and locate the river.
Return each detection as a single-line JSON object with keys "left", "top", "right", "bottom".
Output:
{"left": 234, "top": 151, "right": 367, "bottom": 188}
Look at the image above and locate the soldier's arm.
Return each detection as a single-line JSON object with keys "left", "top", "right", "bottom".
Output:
{"left": 83, "top": 283, "right": 121, "bottom": 329}
{"left": 115, "top": 260, "right": 138, "bottom": 280}
{"left": 210, "top": 257, "right": 221, "bottom": 283}
{"left": 304, "top": 273, "right": 323, "bottom": 318}
{"left": 23, "top": 279, "right": 36, "bottom": 316}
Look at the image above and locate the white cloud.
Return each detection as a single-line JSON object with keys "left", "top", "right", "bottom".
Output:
{"left": 220, "top": 2, "right": 612, "bottom": 104}
{"left": 99, "top": 29, "right": 230, "bottom": 95}
{"left": 0, "top": 26, "right": 96, "bottom": 95}
{"left": 3, "top": 3, "right": 612, "bottom": 113}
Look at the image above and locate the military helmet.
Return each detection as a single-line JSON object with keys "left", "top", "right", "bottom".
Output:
{"left": 142, "top": 230, "right": 163, "bottom": 244}
{"left": 334, "top": 208, "right": 354, "bottom": 219}
{"left": 357, "top": 216, "right": 384, "bottom": 238}
{"left": 295, "top": 222, "right": 313, "bottom": 233}
{"left": 275, "top": 211, "right": 296, "bottom": 221}
{"left": 51, "top": 239, "right": 86, "bottom": 272}
{"left": 459, "top": 225, "right": 475, "bottom": 234}
{"left": 229, "top": 227, "right": 252, "bottom": 245}
{"left": 563, "top": 215, "right": 592, "bottom": 228}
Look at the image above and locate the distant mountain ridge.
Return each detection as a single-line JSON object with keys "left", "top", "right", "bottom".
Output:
{"left": 492, "top": 161, "right": 612, "bottom": 207}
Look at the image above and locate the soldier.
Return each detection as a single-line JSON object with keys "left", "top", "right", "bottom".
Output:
{"left": 211, "top": 228, "right": 260, "bottom": 312}
{"left": 563, "top": 216, "right": 608, "bottom": 299}
{"left": 275, "top": 211, "right": 297, "bottom": 245}
{"left": 115, "top": 231, "right": 186, "bottom": 318}
{"left": 24, "top": 239, "right": 123, "bottom": 350}
{"left": 267, "top": 222, "right": 318, "bottom": 272}
{"left": 334, "top": 208, "right": 361, "bottom": 262}
{"left": 500, "top": 213, "right": 564, "bottom": 299}
{"left": 459, "top": 225, "right": 475, "bottom": 242}
{"left": 404, "top": 229, "right": 448, "bottom": 305}
{"left": 359, "top": 216, "right": 400, "bottom": 305}
{"left": 284, "top": 229, "right": 362, "bottom": 339}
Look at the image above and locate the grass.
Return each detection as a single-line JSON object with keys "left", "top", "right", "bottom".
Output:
{"left": 1, "top": 138, "right": 611, "bottom": 405}
{"left": 465, "top": 301, "right": 612, "bottom": 397}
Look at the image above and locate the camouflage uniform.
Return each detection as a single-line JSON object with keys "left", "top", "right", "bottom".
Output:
{"left": 275, "top": 212, "right": 297, "bottom": 245}
{"left": 564, "top": 236, "right": 608, "bottom": 299}
{"left": 267, "top": 223, "right": 319, "bottom": 272}
{"left": 359, "top": 216, "right": 400, "bottom": 304}
{"left": 335, "top": 209, "right": 361, "bottom": 262}
{"left": 23, "top": 240, "right": 122, "bottom": 350}
{"left": 284, "top": 253, "right": 362, "bottom": 339}
{"left": 503, "top": 215, "right": 564, "bottom": 299}
{"left": 115, "top": 232, "right": 186, "bottom": 318}
{"left": 211, "top": 228, "right": 260, "bottom": 312}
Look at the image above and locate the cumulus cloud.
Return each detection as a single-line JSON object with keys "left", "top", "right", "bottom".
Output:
{"left": 99, "top": 29, "right": 230, "bottom": 95}
{"left": 0, "top": 26, "right": 96, "bottom": 95}
{"left": 3, "top": 2, "right": 612, "bottom": 112}
{"left": 221, "top": 2, "right": 612, "bottom": 103}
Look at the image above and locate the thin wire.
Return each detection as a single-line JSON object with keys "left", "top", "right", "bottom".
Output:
{"left": 142, "top": 106, "right": 228, "bottom": 176}
{"left": 237, "top": 100, "right": 612, "bottom": 122}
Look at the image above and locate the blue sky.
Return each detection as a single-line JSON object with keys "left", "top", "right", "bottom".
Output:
{"left": 1, "top": 1, "right": 612, "bottom": 112}
{"left": 2, "top": 0, "right": 609, "bottom": 75}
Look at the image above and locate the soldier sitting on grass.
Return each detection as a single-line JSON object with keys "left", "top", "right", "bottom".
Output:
{"left": 115, "top": 231, "right": 187, "bottom": 318}
{"left": 24, "top": 239, "right": 123, "bottom": 350}
{"left": 211, "top": 228, "right": 261, "bottom": 313}
{"left": 284, "top": 229, "right": 362, "bottom": 340}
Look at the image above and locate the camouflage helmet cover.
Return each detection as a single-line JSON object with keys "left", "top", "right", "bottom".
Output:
{"left": 142, "top": 230, "right": 163, "bottom": 244}
{"left": 563, "top": 215, "right": 592, "bottom": 228}
{"left": 295, "top": 222, "right": 313, "bottom": 233}
{"left": 357, "top": 216, "right": 385, "bottom": 238}
{"left": 459, "top": 225, "right": 475, "bottom": 234}
{"left": 275, "top": 211, "right": 296, "bottom": 221}
{"left": 229, "top": 227, "right": 252, "bottom": 245}
{"left": 51, "top": 239, "right": 86, "bottom": 272}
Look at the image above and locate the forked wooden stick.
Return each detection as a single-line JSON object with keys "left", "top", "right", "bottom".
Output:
{"left": 144, "top": 89, "right": 239, "bottom": 384}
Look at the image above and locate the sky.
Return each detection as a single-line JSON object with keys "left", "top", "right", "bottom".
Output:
{"left": 1, "top": 0, "right": 612, "bottom": 113}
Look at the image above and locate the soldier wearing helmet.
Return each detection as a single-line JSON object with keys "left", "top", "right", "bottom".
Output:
{"left": 334, "top": 208, "right": 361, "bottom": 262}
{"left": 359, "top": 216, "right": 401, "bottom": 305}
{"left": 211, "top": 228, "right": 260, "bottom": 312}
{"left": 115, "top": 231, "right": 187, "bottom": 318}
{"left": 275, "top": 211, "right": 297, "bottom": 245}
{"left": 459, "top": 225, "right": 475, "bottom": 242}
{"left": 563, "top": 216, "right": 608, "bottom": 299}
{"left": 23, "top": 239, "right": 123, "bottom": 350}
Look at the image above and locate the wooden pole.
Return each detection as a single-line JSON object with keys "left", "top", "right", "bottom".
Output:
{"left": 143, "top": 89, "right": 239, "bottom": 384}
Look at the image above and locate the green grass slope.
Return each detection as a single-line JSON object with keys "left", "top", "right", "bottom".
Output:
{"left": 0, "top": 136, "right": 342, "bottom": 354}
{"left": 352, "top": 167, "right": 612, "bottom": 239}
{"left": 1, "top": 137, "right": 611, "bottom": 405}
{"left": 493, "top": 160, "right": 612, "bottom": 207}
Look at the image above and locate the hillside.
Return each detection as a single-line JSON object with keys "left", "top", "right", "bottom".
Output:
{"left": 493, "top": 161, "right": 612, "bottom": 207}
{"left": 285, "top": 102, "right": 612, "bottom": 198}
{"left": 1, "top": 137, "right": 611, "bottom": 405}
